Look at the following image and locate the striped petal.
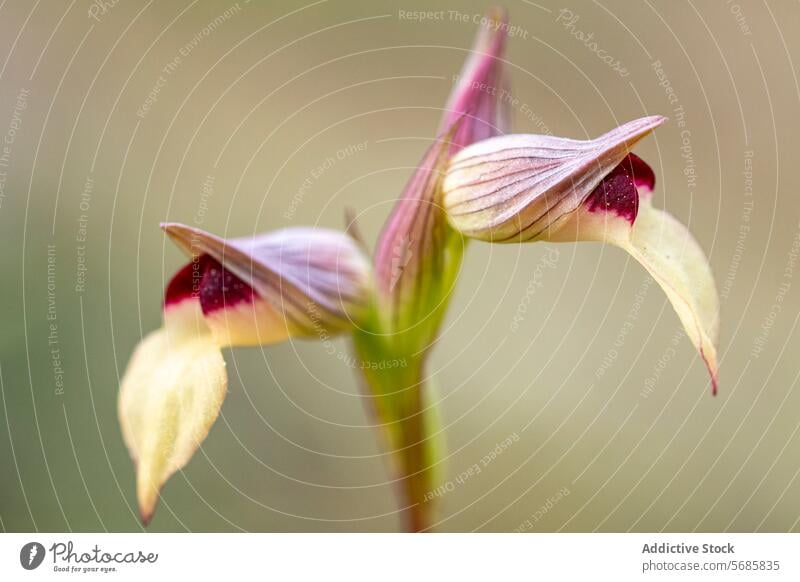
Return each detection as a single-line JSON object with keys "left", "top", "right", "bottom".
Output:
{"left": 373, "top": 133, "right": 460, "bottom": 336}
{"left": 162, "top": 223, "right": 373, "bottom": 344}
{"left": 374, "top": 8, "right": 510, "bottom": 336}
{"left": 443, "top": 116, "right": 666, "bottom": 242}
{"left": 442, "top": 5, "right": 511, "bottom": 148}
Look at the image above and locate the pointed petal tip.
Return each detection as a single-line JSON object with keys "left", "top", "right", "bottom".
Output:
{"left": 160, "top": 221, "right": 193, "bottom": 238}
{"left": 649, "top": 115, "right": 668, "bottom": 133}
{"left": 161, "top": 221, "right": 205, "bottom": 248}
{"left": 701, "top": 346, "right": 719, "bottom": 396}
{"left": 611, "top": 115, "right": 668, "bottom": 145}
{"left": 485, "top": 5, "right": 508, "bottom": 24}
{"left": 441, "top": 4, "right": 511, "bottom": 142}
{"left": 160, "top": 222, "right": 208, "bottom": 258}
{"left": 629, "top": 115, "right": 668, "bottom": 132}
{"left": 631, "top": 115, "right": 667, "bottom": 143}
{"left": 474, "top": 6, "right": 508, "bottom": 42}
{"left": 136, "top": 475, "right": 159, "bottom": 527}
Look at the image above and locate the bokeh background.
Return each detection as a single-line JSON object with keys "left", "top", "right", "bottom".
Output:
{"left": 1, "top": 0, "right": 799, "bottom": 532}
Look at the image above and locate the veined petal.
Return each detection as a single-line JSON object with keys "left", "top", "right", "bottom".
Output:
{"left": 442, "top": 116, "right": 666, "bottom": 242}
{"left": 374, "top": 8, "right": 510, "bottom": 335}
{"left": 118, "top": 300, "right": 227, "bottom": 524}
{"left": 374, "top": 132, "right": 460, "bottom": 334}
{"left": 162, "top": 223, "right": 372, "bottom": 344}
{"left": 547, "top": 160, "right": 720, "bottom": 392}
{"left": 442, "top": 6, "right": 510, "bottom": 146}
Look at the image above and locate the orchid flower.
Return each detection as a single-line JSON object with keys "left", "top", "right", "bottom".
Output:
{"left": 119, "top": 223, "right": 371, "bottom": 524}
{"left": 118, "top": 7, "right": 720, "bottom": 532}
{"left": 442, "top": 116, "right": 720, "bottom": 392}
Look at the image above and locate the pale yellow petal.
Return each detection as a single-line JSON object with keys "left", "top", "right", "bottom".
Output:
{"left": 118, "top": 302, "right": 227, "bottom": 523}
{"left": 623, "top": 200, "right": 720, "bottom": 392}
{"left": 549, "top": 197, "right": 720, "bottom": 392}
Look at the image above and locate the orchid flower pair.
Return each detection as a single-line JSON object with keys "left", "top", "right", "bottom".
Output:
{"left": 119, "top": 7, "right": 719, "bottom": 531}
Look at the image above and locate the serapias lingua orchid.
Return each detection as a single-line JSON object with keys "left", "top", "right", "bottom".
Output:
{"left": 118, "top": 6, "right": 720, "bottom": 532}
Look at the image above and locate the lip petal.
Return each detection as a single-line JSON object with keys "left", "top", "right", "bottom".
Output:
{"left": 627, "top": 200, "right": 719, "bottom": 394}
{"left": 538, "top": 151, "right": 719, "bottom": 392}
{"left": 118, "top": 300, "right": 227, "bottom": 525}
{"left": 551, "top": 186, "right": 720, "bottom": 393}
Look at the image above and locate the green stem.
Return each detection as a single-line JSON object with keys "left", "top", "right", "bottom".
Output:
{"left": 352, "top": 233, "right": 462, "bottom": 532}
{"left": 352, "top": 333, "right": 439, "bottom": 532}
{"left": 396, "top": 379, "right": 433, "bottom": 532}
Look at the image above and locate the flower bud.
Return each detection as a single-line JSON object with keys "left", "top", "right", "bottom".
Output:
{"left": 374, "top": 8, "right": 511, "bottom": 340}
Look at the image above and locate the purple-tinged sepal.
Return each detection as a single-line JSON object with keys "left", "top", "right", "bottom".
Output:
{"left": 443, "top": 116, "right": 666, "bottom": 242}
{"left": 443, "top": 5, "right": 511, "bottom": 148}
{"left": 162, "top": 223, "right": 372, "bottom": 344}
{"left": 373, "top": 7, "right": 511, "bottom": 342}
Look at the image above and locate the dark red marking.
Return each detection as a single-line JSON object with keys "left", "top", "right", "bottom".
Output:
{"left": 585, "top": 154, "right": 655, "bottom": 224}
{"left": 164, "top": 255, "right": 212, "bottom": 307}
{"left": 164, "top": 254, "right": 256, "bottom": 315}
{"left": 198, "top": 257, "right": 256, "bottom": 315}
{"left": 626, "top": 153, "right": 655, "bottom": 191}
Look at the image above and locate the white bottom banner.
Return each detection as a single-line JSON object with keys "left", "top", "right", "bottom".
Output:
{"left": 0, "top": 533, "right": 797, "bottom": 580}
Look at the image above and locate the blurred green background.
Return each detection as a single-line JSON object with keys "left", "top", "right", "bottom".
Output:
{"left": 2, "top": 0, "right": 799, "bottom": 532}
